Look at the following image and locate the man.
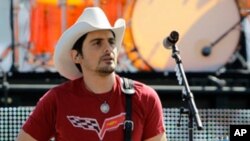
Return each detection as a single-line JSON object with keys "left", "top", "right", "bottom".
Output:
{"left": 16, "top": 7, "right": 167, "bottom": 141}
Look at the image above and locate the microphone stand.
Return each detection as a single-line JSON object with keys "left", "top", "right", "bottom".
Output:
{"left": 170, "top": 41, "right": 203, "bottom": 141}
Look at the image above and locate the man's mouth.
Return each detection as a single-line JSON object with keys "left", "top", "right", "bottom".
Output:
{"left": 101, "top": 56, "right": 114, "bottom": 63}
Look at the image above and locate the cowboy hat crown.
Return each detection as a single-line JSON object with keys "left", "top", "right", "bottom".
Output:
{"left": 53, "top": 7, "right": 126, "bottom": 80}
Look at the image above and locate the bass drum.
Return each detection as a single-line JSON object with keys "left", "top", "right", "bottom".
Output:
{"left": 123, "top": 0, "right": 241, "bottom": 72}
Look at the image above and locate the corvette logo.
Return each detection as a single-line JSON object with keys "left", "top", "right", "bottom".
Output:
{"left": 67, "top": 113, "right": 126, "bottom": 140}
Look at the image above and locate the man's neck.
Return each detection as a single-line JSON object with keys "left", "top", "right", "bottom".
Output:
{"left": 82, "top": 72, "right": 116, "bottom": 94}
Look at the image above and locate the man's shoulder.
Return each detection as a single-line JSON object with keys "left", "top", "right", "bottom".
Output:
{"left": 51, "top": 77, "right": 82, "bottom": 93}
{"left": 133, "top": 80, "right": 157, "bottom": 95}
{"left": 117, "top": 76, "right": 156, "bottom": 97}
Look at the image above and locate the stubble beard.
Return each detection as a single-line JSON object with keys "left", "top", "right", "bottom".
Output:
{"left": 96, "top": 61, "right": 116, "bottom": 75}
{"left": 98, "top": 66, "right": 115, "bottom": 74}
{"left": 97, "top": 54, "right": 117, "bottom": 75}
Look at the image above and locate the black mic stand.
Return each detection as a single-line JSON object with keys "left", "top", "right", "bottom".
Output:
{"left": 167, "top": 33, "right": 203, "bottom": 141}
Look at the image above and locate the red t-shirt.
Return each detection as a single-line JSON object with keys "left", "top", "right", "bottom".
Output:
{"left": 23, "top": 75, "right": 165, "bottom": 141}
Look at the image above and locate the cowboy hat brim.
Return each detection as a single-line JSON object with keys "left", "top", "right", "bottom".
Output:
{"left": 54, "top": 18, "right": 125, "bottom": 80}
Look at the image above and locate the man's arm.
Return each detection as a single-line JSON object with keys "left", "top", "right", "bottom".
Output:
{"left": 144, "top": 133, "right": 167, "bottom": 141}
{"left": 16, "top": 129, "right": 37, "bottom": 141}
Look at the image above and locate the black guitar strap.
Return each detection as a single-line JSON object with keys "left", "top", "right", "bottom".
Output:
{"left": 121, "top": 77, "right": 135, "bottom": 141}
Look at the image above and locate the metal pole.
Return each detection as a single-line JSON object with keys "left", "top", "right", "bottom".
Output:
{"left": 59, "top": 0, "right": 67, "bottom": 33}
{"left": 10, "top": 0, "right": 16, "bottom": 72}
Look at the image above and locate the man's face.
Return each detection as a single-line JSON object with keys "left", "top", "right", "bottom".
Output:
{"left": 80, "top": 30, "right": 118, "bottom": 75}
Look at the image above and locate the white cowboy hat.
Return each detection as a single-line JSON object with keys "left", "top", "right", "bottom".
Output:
{"left": 53, "top": 7, "right": 126, "bottom": 80}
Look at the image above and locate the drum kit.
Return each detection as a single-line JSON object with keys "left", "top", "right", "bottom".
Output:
{"left": 123, "top": 0, "right": 249, "bottom": 73}
{"left": 0, "top": 0, "right": 249, "bottom": 74}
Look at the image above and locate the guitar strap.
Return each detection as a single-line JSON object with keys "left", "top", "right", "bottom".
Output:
{"left": 120, "top": 77, "right": 135, "bottom": 141}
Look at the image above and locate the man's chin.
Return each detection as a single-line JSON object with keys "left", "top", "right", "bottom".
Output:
{"left": 98, "top": 67, "right": 115, "bottom": 75}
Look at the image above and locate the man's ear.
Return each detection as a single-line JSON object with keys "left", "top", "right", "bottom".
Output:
{"left": 71, "top": 50, "right": 81, "bottom": 63}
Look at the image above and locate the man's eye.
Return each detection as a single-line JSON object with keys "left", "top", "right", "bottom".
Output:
{"left": 109, "top": 39, "right": 116, "bottom": 45}
{"left": 94, "top": 40, "right": 101, "bottom": 46}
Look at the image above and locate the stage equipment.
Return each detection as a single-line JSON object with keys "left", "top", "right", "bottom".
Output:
{"left": 123, "top": 0, "right": 241, "bottom": 72}
{"left": 163, "top": 31, "right": 203, "bottom": 141}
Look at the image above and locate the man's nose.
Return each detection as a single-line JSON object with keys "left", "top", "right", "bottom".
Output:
{"left": 103, "top": 42, "right": 113, "bottom": 53}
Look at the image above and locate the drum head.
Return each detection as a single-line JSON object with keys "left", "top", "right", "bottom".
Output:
{"left": 124, "top": 0, "right": 241, "bottom": 72}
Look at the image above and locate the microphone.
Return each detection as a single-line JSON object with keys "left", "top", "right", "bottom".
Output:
{"left": 163, "top": 31, "right": 179, "bottom": 49}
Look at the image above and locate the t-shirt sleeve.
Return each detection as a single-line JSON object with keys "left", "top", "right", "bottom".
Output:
{"left": 22, "top": 89, "right": 57, "bottom": 140}
{"left": 142, "top": 86, "right": 166, "bottom": 139}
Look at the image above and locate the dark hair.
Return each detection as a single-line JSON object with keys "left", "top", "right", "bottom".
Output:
{"left": 71, "top": 30, "right": 116, "bottom": 73}
{"left": 72, "top": 33, "right": 88, "bottom": 73}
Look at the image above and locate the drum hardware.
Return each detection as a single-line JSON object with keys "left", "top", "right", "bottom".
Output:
{"left": 222, "top": 51, "right": 250, "bottom": 74}
{"left": 1, "top": 0, "right": 29, "bottom": 73}
{"left": 0, "top": 47, "right": 12, "bottom": 63}
{"left": 233, "top": 51, "right": 249, "bottom": 69}
{"left": 207, "top": 75, "right": 227, "bottom": 88}
{"left": 9, "top": 0, "right": 17, "bottom": 72}
{"left": 163, "top": 31, "right": 203, "bottom": 141}
{"left": 201, "top": 12, "right": 250, "bottom": 57}
{"left": 201, "top": 20, "right": 242, "bottom": 57}
{"left": 214, "top": 51, "right": 250, "bottom": 76}
{"left": 0, "top": 63, "right": 10, "bottom": 107}
{"left": 58, "top": 0, "right": 67, "bottom": 32}
{"left": 0, "top": 43, "right": 22, "bottom": 72}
